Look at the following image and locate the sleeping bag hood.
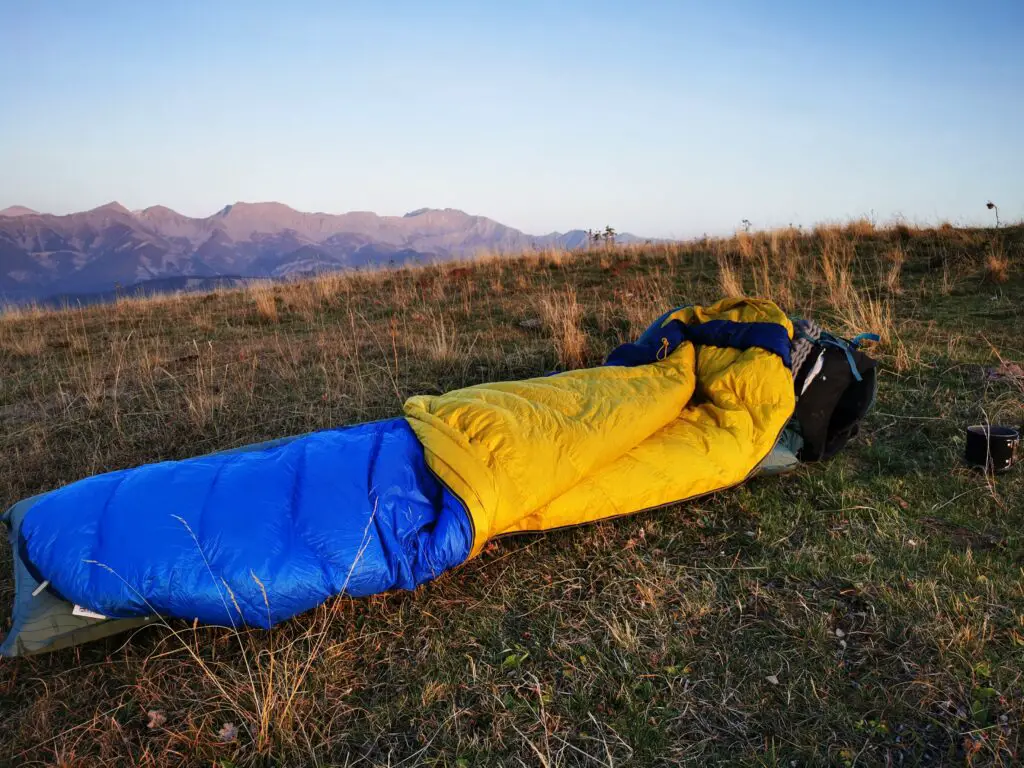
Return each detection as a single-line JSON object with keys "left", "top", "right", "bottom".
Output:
{"left": 1, "top": 298, "right": 877, "bottom": 655}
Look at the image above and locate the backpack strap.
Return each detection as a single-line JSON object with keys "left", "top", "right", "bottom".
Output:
{"left": 850, "top": 333, "right": 881, "bottom": 346}
{"left": 799, "top": 328, "right": 879, "bottom": 382}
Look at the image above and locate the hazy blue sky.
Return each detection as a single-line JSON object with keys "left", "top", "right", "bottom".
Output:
{"left": 1, "top": 1, "right": 1021, "bottom": 237}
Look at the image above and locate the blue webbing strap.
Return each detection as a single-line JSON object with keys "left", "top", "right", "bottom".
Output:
{"left": 850, "top": 333, "right": 881, "bottom": 347}
{"left": 817, "top": 331, "right": 879, "bottom": 382}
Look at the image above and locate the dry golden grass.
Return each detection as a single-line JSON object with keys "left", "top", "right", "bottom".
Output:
{"left": 280, "top": 281, "right": 321, "bottom": 320}
{"left": 311, "top": 272, "right": 349, "bottom": 303}
{"left": 711, "top": 220, "right": 923, "bottom": 369}
{"left": 844, "top": 217, "right": 876, "bottom": 237}
{"left": 751, "top": 249, "right": 793, "bottom": 309}
{"left": 619, "top": 274, "right": 672, "bottom": 340}
{"left": 423, "top": 311, "right": 463, "bottom": 362}
{"left": 985, "top": 240, "right": 1010, "bottom": 284}
{"left": 736, "top": 230, "right": 756, "bottom": 261}
{"left": 183, "top": 340, "right": 227, "bottom": 428}
{"left": 0, "top": 321, "right": 46, "bottom": 357}
{"left": 249, "top": 282, "right": 279, "bottom": 323}
{"left": 884, "top": 245, "right": 906, "bottom": 294}
{"left": 0, "top": 301, "right": 47, "bottom": 321}
{"left": 539, "top": 247, "right": 571, "bottom": 268}
{"left": 717, "top": 255, "right": 744, "bottom": 298}
{"left": 539, "top": 286, "right": 587, "bottom": 368}
{"left": 191, "top": 305, "right": 216, "bottom": 333}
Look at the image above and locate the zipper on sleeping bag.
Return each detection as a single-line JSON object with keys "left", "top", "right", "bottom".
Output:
{"left": 421, "top": 461, "right": 478, "bottom": 561}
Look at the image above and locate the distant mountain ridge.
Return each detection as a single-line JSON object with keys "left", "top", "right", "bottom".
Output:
{"left": 0, "top": 202, "right": 645, "bottom": 302}
{"left": 0, "top": 206, "right": 39, "bottom": 217}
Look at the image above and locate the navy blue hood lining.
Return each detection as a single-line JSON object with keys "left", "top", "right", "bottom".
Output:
{"left": 605, "top": 319, "right": 792, "bottom": 369}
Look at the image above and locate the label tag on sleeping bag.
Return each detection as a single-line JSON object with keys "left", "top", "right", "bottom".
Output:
{"left": 72, "top": 604, "right": 107, "bottom": 620}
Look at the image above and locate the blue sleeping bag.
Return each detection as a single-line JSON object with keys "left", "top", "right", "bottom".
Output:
{"left": 18, "top": 418, "right": 473, "bottom": 627}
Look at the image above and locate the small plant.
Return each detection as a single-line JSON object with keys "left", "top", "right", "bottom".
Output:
{"left": 986, "top": 201, "right": 1001, "bottom": 228}
{"left": 603, "top": 225, "right": 617, "bottom": 248}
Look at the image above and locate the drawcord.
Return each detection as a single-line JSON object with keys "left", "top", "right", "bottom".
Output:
{"left": 657, "top": 337, "right": 670, "bottom": 361}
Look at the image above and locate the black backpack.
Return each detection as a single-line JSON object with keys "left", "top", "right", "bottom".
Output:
{"left": 791, "top": 325, "right": 878, "bottom": 462}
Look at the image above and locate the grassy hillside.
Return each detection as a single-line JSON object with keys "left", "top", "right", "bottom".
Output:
{"left": 1, "top": 222, "right": 1022, "bottom": 766}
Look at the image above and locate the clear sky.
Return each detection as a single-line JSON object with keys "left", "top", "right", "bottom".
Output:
{"left": 1, "top": 1, "right": 1022, "bottom": 237}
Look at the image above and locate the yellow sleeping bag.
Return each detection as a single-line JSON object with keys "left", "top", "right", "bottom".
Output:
{"left": 405, "top": 298, "right": 796, "bottom": 557}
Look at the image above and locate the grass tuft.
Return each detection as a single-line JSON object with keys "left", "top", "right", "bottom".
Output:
{"left": 539, "top": 286, "right": 588, "bottom": 369}
{"left": 984, "top": 240, "right": 1010, "bottom": 284}
{"left": 717, "top": 255, "right": 745, "bottom": 298}
{"left": 250, "top": 282, "right": 279, "bottom": 323}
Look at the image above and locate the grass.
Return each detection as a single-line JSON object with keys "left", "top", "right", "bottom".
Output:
{"left": 0, "top": 222, "right": 1022, "bottom": 766}
{"left": 986, "top": 242, "right": 1011, "bottom": 284}
{"left": 540, "top": 286, "right": 588, "bottom": 369}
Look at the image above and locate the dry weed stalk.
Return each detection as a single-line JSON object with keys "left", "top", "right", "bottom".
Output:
{"left": 539, "top": 287, "right": 587, "bottom": 369}
{"left": 884, "top": 246, "right": 905, "bottom": 294}
{"left": 621, "top": 276, "right": 670, "bottom": 339}
{"left": 426, "top": 311, "right": 460, "bottom": 362}
{"left": 716, "top": 256, "right": 744, "bottom": 299}
{"left": 751, "top": 250, "right": 793, "bottom": 308}
{"left": 184, "top": 340, "right": 226, "bottom": 428}
{"left": 736, "top": 231, "right": 755, "bottom": 261}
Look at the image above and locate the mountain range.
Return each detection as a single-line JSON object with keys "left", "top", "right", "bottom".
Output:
{"left": 0, "top": 202, "right": 643, "bottom": 303}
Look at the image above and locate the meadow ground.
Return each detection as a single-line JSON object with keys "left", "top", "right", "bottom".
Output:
{"left": 0, "top": 222, "right": 1022, "bottom": 766}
